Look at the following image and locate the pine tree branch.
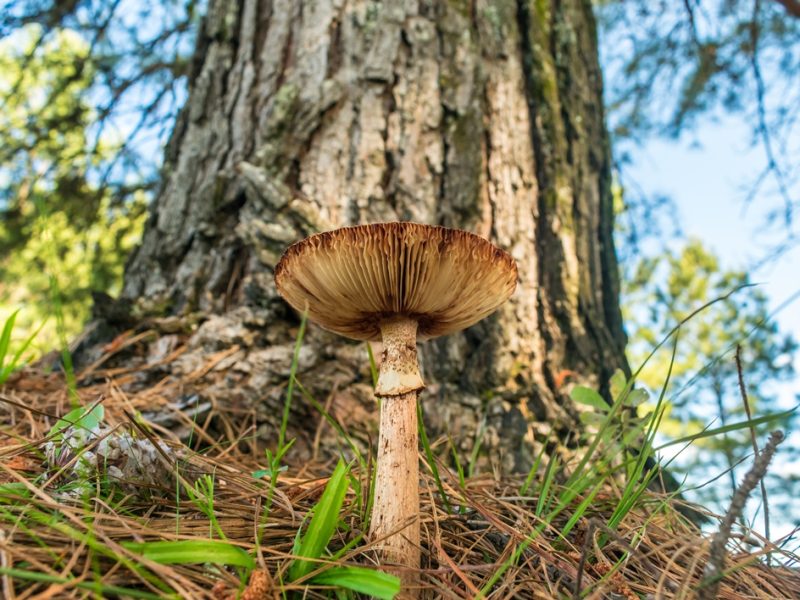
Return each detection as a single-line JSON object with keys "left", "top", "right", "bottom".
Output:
{"left": 774, "top": 0, "right": 800, "bottom": 18}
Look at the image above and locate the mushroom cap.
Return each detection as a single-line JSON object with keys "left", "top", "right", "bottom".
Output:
{"left": 274, "top": 222, "right": 517, "bottom": 341}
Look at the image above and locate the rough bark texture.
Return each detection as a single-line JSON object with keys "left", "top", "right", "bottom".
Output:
{"left": 114, "top": 0, "right": 628, "bottom": 472}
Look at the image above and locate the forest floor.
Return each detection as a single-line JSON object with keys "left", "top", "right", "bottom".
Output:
{"left": 0, "top": 341, "right": 799, "bottom": 599}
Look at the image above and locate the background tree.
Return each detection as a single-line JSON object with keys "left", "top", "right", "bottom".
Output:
{"left": 100, "top": 0, "right": 631, "bottom": 469}
{"left": 0, "top": 0, "right": 198, "bottom": 350}
{"left": 623, "top": 239, "right": 798, "bottom": 520}
{"left": 599, "top": 0, "right": 800, "bottom": 257}
{"left": 0, "top": 24, "right": 146, "bottom": 350}
{"left": 2, "top": 0, "right": 796, "bottom": 488}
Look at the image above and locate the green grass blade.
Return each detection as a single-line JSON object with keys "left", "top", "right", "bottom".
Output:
{"left": 0, "top": 319, "right": 46, "bottom": 383}
{"left": 260, "top": 313, "right": 308, "bottom": 526}
{"left": 520, "top": 439, "right": 549, "bottom": 495}
{"left": 482, "top": 470, "right": 621, "bottom": 599}
{"left": 47, "top": 273, "right": 78, "bottom": 404}
{"left": 535, "top": 453, "right": 558, "bottom": 517}
{"left": 560, "top": 478, "right": 605, "bottom": 538}
{"left": 279, "top": 312, "right": 308, "bottom": 452}
{"left": 629, "top": 284, "right": 753, "bottom": 382}
{"left": 24, "top": 508, "right": 172, "bottom": 594}
{"left": 609, "top": 335, "right": 678, "bottom": 529}
{"left": 366, "top": 343, "right": 379, "bottom": 389}
{"left": 418, "top": 402, "right": 452, "bottom": 514}
{"left": 654, "top": 407, "right": 798, "bottom": 451}
{"left": 0, "top": 483, "right": 32, "bottom": 503}
{"left": 0, "top": 506, "right": 61, "bottom": 563}
{"left": 329, "top": 532, "right": 365, "bottom": 561}
{"left": 311, "top": 566, "right": 400, "bottom": 599}
{"left": 0, "top": 567, "right": 168, "bottom": 599}
{"left": 122, "top": 540, "right": 254, "bottom": 569}
{"left": 609, "top": 469, "right": 658, "bottom": 531}
{"left": 0, "top": 309, "right": 19, "bottom": 371}
{"left": 448, "top": 435, "right": 466, "bottom": 489}
{"left": 288, "top": 459, "right": 350, "bottom": 582}
{"left": 296, "top": 379, "right": 365, "bottom": 472}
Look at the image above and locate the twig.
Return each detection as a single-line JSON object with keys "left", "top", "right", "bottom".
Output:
{"left": 0, "top": 531, "right": 12, "bottom": 600}
{"left": 682, "top": 0, "right": 702, "bottom": 49}
{"left": 698, "top": 430, "right": 784, "bottom": 600}
{"left": 573, "top": 518, "right": 639, "bottom": 599}
{"left": 735, "top": 345, "right": 771, "bottom": 545}
{"left": 774, "top": 0, "right": 800, "bottom": 18}
{"left": 749, "top": 0, "right": 795, "bottom": 226}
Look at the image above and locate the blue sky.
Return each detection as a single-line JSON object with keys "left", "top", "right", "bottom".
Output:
{"left": 627, "top": 116, "right": 800, "bottom": 404}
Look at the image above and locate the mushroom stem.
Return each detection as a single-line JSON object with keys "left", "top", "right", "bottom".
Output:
{"left": 375, "top": 318, "right": 424, "bottom": 397}
{"left": 370, "top": 317, "right": 422, "bottom": 594}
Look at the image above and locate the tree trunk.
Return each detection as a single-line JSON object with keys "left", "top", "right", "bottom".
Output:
{"left": 115, "top": 0, "right": 628, "bottom": 472}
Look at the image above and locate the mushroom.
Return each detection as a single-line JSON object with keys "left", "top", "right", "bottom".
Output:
{"left": 274, "top": 222, "right": 517, "bottom": 587}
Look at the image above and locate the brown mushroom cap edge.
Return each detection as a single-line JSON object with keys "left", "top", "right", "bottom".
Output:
{"left": 274, "top": 222, "right": 517, "bottom": 341}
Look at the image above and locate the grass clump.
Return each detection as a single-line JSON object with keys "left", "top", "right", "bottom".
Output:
{"left": 0, "top": 309, "right": 41, "bottom": 385}
{"left": 0, "top": 319, "right": 798, "bottom": 599}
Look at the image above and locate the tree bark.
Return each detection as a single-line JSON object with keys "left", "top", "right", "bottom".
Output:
{"left": 115, "top": 0, "right": 628, "bottom": 472}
